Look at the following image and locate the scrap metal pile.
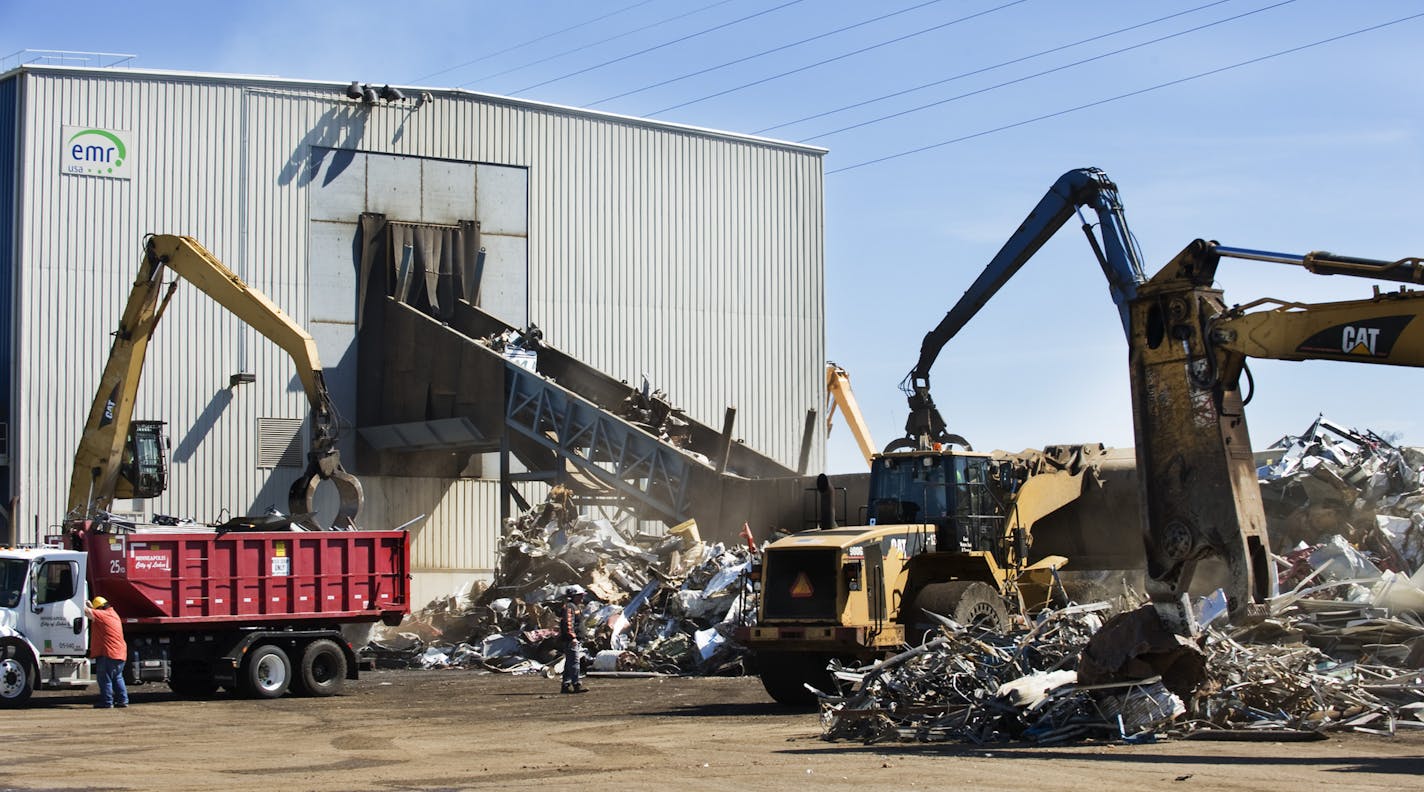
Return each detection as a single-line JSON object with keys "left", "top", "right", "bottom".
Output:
{"left": 821, "top": 417, "right": 1424, "bottom": 745}
{"left": 362, "top": 486, "right": 756, "bottom": 676}
{"left": 1261, "top": 415, "right": 1424, "bottom": 571}
{"left": 821, "top": 584, "right": 1424, "bottom": 744}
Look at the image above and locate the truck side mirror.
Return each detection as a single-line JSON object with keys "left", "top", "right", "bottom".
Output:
{"left": 28, "top": 561, "right": 40, "bottom": 614}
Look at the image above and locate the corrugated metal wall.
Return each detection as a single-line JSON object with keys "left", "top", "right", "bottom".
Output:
{"left": 1, "top": 75, "right": 16, "bottom": 516}
{"left": 524, "top": 112, "right": 826, "bottom": 467}
{"left": 7, "top": 67, "right": 825, "bottom": 596}
{"left": 14, "top": 73, "right": 269, "bottom": 543}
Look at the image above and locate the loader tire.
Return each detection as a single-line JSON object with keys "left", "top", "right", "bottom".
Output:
{"left": 756, "top": 651, "right": 834, "bottom": 709}
{"left": 911, "top": 580, "right": 1010, "bottom": 633}
{"left": 0, "top": 641, "right": 36, "bottom": 708}
{"left": 293, "top": 639, "right": 347, "bottom": 697}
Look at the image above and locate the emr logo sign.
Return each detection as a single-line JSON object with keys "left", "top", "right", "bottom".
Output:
{"left": 60, "top": 125, "right": 132, "bottom": 179}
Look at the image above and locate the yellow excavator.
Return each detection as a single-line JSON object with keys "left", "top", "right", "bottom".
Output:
{"left": 1128, "top": 239, "right": 1424, "bottom": 633}
{"left": 742, "top": 168, "right": 1424, "bottom": 705}
{"left": 67, "top": 234, "right": 362, "bottom": 531}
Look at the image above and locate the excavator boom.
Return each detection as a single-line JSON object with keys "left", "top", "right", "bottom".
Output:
{"left": 825, "top": 363, "right": 876, "bottom": 467}
{"left": 68, "top": 253, "right": 175, "bottom": 512}
{"left": 900, "top": 167, "right": 1147, "bottom": 450}
{"left": 68, "top": 235, "right": 362, "bottom": 529}
{"left": 1215, "top": 290, "right": 1424, "bottom": 366}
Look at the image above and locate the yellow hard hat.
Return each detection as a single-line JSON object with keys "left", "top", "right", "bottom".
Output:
{"left": 91, "top": 596, "right": 109, "bottom": 609}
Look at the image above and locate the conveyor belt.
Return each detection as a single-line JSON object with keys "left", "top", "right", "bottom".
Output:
{"left": 374, "top": 298, "right": 812, "bottom": 538}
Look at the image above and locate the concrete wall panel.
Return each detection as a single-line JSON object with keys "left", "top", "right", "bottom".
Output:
{"left": 478, "top": 234, "right": 529, "bottom": 328}
{"left": 476, "top": 163, "right": 528, "bottom": 235}
{"left": 365, "top": 153, "right": 421, "bottom": 218}
{"left": 420, "top": 159, "right": 476, "bottom": 224}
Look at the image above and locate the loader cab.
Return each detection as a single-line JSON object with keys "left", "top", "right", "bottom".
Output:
{"left": 867, "top": 451, "right": 1010, "bottom": 560}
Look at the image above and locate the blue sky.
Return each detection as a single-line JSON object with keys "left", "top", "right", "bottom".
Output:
{"left": 5, "top": 0, "right": 1423, "bottom": 472}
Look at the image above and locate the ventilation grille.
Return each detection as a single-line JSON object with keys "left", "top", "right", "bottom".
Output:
{"left": 257, "top": 418, "right": 305, "bottom": 468}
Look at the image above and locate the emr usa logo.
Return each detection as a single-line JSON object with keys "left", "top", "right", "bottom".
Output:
{"left": 60, "top": 125, "right": 132, "bottom": 180}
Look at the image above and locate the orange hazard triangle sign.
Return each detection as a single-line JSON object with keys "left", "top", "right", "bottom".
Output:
{"left": 790, "top": 572, "right": 814, "bottom": 599}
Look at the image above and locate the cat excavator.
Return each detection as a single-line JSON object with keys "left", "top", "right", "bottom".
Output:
{"left": 744, "top": 167, "right": 1424, "bottom": 705}
{"left": 67, "top": 234, "right": 362, "bottom": 531}
{"left": 1128, "top": 239, "right": 1424, "bottom": 633}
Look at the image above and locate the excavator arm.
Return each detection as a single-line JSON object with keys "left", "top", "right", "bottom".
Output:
{"left": 898, "top": 167, "right": 1147, "bottom": 451}
{"left": 68, "top": 234, "right": 362, "bottom": 529}
{"left": 1128, "top": 239, "right": 1424, "bottom": 632}
{"left": 825, "top": 362, "right": 876, "bottom": 467}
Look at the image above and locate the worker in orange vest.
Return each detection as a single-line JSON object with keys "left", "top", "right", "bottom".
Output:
{"left": 86, "top": 596, "right": 129, "bottom": 708}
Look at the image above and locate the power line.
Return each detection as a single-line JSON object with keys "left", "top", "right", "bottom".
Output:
{"left": 644, "top": 0, "right": 1031, "bottom": 116}
{"left": 828, "top": 12, "right": 1424, "bottom": 175}
{"left": 459, "top": 0, "right": 740, "bottom": 89}
{"left": 754, "top": 0, "right": 1235, "bottom": 135}
{"left": 508, "top": 0, "right": 809, "bottom": 95}
{"left": 804, "top": 0, "right": 1296, "bottom": 142}
{"left": 412, "top": 0, "right": 660, "bottom": 84}
{"left": 587, "top": 0, "right": 951, "bottom": 108}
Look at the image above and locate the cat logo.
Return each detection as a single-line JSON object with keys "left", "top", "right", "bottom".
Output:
{"left": 1341, "top": 325, "right": 1382, "bottom": 356}
{"left": 789, "top": 572, "right": 815, "bottom": 599}
{"left": 1298, "top": 316, "right": 1411, "bottom": 359}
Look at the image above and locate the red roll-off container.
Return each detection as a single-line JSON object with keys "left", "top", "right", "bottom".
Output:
{"left": 82, "top": 529, "right": 410, "bottom": 630}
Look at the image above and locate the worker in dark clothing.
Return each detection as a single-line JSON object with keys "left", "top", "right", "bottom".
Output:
{"left": 559, "top": 585, "right": 588, "bottom": 694}
{"left": 86, "top": 596, "right": 129, "bottom": 708}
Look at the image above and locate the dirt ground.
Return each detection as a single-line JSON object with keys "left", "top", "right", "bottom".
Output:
{"left": 3, "top": 670, "right": 1422, "bottom": 791}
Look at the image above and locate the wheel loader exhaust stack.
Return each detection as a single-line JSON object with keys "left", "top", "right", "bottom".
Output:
{"left": 816, "top": 474, "right": 836, "bottom": 531}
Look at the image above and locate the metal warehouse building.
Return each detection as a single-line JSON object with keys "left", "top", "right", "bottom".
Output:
{"left": 0, "top": 62, "right": 826, "bottom": 603}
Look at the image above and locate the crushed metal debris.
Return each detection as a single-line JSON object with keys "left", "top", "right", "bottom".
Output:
{"left": 1261, "top": 415, "right": 1424, "bottom": 571}
{"left": 361, "top": 485, "right": 756, "bottom": 677}
{"left": 820, "top": 417, "right": 1424, "bottom": 745}
{"left": 820, "top": 585, "right": 1424, "bottom": 745}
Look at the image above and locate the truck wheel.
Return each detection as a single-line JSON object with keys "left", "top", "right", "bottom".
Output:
{"left": 293, "top": 639, "right": 347, "bottom": 697}
{"left": 911, "top": 581, "right": 1011, "bottom": 633}
{"left": 0, "top": 641, "right": 36, "bottom": 708}
{"left": 757, "top": 651, "right": 833, "bottom": 708}
{"left": 240, "top": 645, "right": 291, "bottom": 699}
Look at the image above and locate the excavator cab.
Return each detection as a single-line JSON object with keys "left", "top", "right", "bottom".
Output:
{"left": 115, "top": 420, "right": 168, "bottom": 500}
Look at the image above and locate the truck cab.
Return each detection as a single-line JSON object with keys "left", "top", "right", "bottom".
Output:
{"left": 0, "top": 548, "right": 94, "bottom": 706}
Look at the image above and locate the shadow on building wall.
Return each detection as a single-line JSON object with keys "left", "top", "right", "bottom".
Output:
{"left": 278, "top": 106, "right": 369, "bottom": 189}
{"left": 172, "top": 388, "right": 234, "bottom": 464}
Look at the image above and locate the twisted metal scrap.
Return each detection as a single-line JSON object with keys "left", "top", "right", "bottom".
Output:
{"left": 821, "top": 603, "right": 1424, "bottom": 745}
{"left": 821, "top": 607, "right": 1106, "bottom": 744}
{"left": 1189, "top": 626, "right": 1424, "bottom": 735}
